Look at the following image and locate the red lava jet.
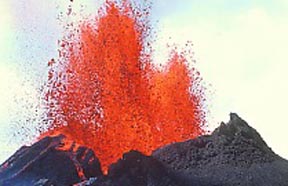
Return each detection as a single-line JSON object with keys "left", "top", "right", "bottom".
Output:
{"left": 2, "top": 2, "right": 288, "bottom": 186}
{"left": 40, "top": 1, "right": 206, "bottom": 172}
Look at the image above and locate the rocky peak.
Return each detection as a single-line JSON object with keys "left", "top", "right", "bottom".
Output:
{"left": 1, "top": 114, "right": 288, "bottom": 186}
{"left": 212, "top": 113, "right": 272, "bottom": 154}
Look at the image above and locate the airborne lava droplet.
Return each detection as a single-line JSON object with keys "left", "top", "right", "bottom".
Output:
{"left": 40, "top": 1, "right": 206, "bottom": 172}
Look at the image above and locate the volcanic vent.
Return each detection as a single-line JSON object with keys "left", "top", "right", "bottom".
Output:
{"left": 1, "top": 1, "right": 287, "bottom": 186}
{"left": 1, "top": 114, "right": 288, "bottom": 186}
{"left": 39, "top": 0, "right": 206, "bottom": 172}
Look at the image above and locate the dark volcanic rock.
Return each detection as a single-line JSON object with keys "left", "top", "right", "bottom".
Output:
{"left": 1, "top": 113, "right": 288, "bottom": 186}
{"left": 83, "top": 113, "right": 288, "bottom": 186}
{"left": 90, "top": 150, "right": 181, "bottom": 186}
{"left": 0, "top": 135, "right": 102, "bottom": 186}
{"left": 152, "top": 113, "right": 288, "bottom": 186}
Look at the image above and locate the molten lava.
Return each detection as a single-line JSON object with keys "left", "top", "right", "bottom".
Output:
{"left": 41, "top": 1, "right": 206, "bottom": 172}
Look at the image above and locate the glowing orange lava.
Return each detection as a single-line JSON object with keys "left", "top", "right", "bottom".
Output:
{"left": 41, "top": 1, "right": 206, "bottom": 172}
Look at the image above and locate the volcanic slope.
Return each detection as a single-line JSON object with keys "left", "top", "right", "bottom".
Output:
{"left": 152, "top": 113, "right": 288, "bottom": 186}
{"left": 76, "top": 113, "right": 288, "bottom": 186}
{"left": 1, "top": 113, "right": 288, "bottom": 186}
{"left": 0, "top": 135, "right": 102, "bottom": 186}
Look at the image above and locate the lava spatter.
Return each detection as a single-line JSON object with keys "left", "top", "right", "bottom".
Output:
{"left": 41, "top": 1, "right": 206, "bottom": 172}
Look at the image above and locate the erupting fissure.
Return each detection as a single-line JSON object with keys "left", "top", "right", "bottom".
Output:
{"left": 41, "top": 1, "right": 206, "bottom": 172}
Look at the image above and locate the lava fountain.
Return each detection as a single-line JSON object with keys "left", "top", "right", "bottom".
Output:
{"left": 40, "top": 1, "right": 206, "bottom": 172}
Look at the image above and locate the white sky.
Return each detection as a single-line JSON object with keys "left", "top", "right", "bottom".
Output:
{"left": 0, "top": 0, "right": 288, "bottom": 162}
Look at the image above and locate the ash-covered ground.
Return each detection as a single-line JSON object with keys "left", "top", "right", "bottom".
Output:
{"left": 1, "top": 113, "right": 288, "bottom": 186}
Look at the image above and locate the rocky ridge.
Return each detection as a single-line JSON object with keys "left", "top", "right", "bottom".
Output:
{"left": 1, "top": 113, "right": 288, "bottom": 186}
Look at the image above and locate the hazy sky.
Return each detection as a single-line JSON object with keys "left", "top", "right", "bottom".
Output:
{"left": 0, "top": 0, "right": 288, "bottom": 162}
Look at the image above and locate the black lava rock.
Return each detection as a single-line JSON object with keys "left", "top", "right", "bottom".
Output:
{"left": 0, "top": 135, "right": 102, "bottom": 186}
{"left": 1, "top": 113, "right": 288, "bottom": 186}
{"left": 152, "top": 113, "right": 288, "bottom": 186}
{"left": 90, "top": 150, "right": 181, "bottom": 186}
